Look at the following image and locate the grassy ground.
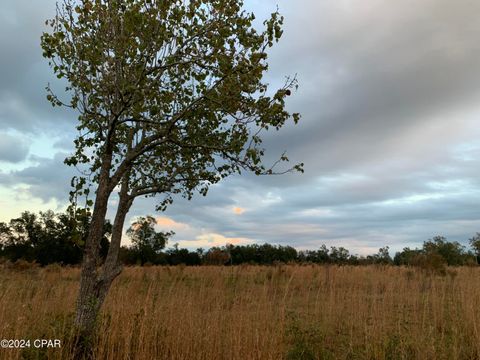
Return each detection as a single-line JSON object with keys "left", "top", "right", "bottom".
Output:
{"left": 0, "top": 264, "right": 479, "bottom": 359}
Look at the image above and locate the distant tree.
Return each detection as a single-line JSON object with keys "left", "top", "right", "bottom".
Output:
{"left": 230, "top": 244, "right": 259, "bottom": 264}
{"left": 299, "top": 244, "right": 331, "bottom": 264}
{"left": 256, "top": 243, "right": 297, "bottom": 264}
{"left": 423, "top": 236, "right": 474, "bottom": 266}
{"left": 394, "top": 237, "right": 476, "bottom": 268}
{"left": 166, "top": 244, "right": 201, "bottom": 266}
{"left": 316, "top": 245, "right": 331, "bottom": 263}
{"left": 329, "top": 246, "right": 350, "bottom": 265}
{"left": 223, "top": 243, "right": 298, "bottom": 265}
{"left": 368, "top": 246, "right": 393, "bottom": 265}
{"left": 0, "top": 213, "right": 36, "bottom": 262}
{"left": 394, "top": 247, "right": 422, "bottom": 266}
{"left": 0, "top": 210, "right": 110, "bottom": 265}
{"left": 204, "top": 247, "right": 231, "bottom": 265}
{"left": 275, "top": 245, "right": 298, "bottom": 264}
{"left": 411, "top": 252, "right": 448, "bottom": 275}
{"left": 126, "top": 216, "right": 172, "bottom": 265}
{"left": 469, "top": 233, "right": 480, "bottom": 264}
{"left": 0, "top": 223, "right": 12, "bottom": 257}
{"left": 196, "top": 248, "right": 205, "bottom": 259}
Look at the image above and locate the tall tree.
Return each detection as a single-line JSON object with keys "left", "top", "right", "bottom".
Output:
{"left": 41, "top": 0, "right": 302, "bottom": 342}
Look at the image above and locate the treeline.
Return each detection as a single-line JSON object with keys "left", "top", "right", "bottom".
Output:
{"left": 1, "top": 210, "right": 480, "bottom": 268}
{"left": 0, "top": 210, "right": 110, "bottom": 265}
{"left": 189, "top": 237, "right": 480, "bottom": 269}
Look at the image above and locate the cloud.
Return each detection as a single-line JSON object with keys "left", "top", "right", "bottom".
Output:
{"left": 155, "top": 216, "right": 190, "bottom": 230}
{"left": 253, "top": 0, "right": 480, "bottom": 183}
{"left": 232, "top": 207, "right": 245, "bottom": 215}
{"left": 179, "top": 233, "right": 253, "bottom": 248}
{"left": 0, "top": 133, "right": 29, "bottom": 163}
{"left": 0, "top": 0, "right": 75, "bottom": 134}
{"left": 0, "top": 152, "right": 75, "bottom": 203}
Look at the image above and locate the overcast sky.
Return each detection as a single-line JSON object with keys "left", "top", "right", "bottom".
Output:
{"left": 1, "top": 0, "right": 480, "bottom": 255}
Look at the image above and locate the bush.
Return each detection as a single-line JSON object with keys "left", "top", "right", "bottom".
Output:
{"left": 412, "top": 253, "right": 447, "bottom": 275}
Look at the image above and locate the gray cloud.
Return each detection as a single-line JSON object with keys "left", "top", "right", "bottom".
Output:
{"left": 0, "top": 133, "right": 29, "bottom": 163}
{"left": 0, "top": 0, "right": 75, "bottom": 134}
{"left": 0, "top": 152, "right": 74, "bottom": 203}
{"left": 257, "top": 0, "right": 480, "bottom": 179}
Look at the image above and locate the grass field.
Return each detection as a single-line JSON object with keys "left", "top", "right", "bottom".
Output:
{"left": 0, "top": 264, "right": 480, "bottom": 359}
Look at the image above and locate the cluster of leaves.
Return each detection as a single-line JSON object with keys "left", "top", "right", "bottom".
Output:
{"left": 41, "top": 0, "right": 303, "bottom": 213}
{"left": 0, "top": 210, "right": 110, "bottom": 266}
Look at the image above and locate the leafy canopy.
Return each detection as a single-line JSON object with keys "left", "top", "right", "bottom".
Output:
{"left": 41, "top": 0, "right": 302, "bottom": 209}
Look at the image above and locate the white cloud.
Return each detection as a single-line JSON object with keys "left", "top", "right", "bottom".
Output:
{"left": 155, "top": 216, "right": 190, "bottom": 230}
{"left": 178, "top": 233, "right": 253, "bottom": 249}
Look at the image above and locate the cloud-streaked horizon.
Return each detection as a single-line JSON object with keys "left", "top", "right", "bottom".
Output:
{"left": 1, "top": 0, "right": 480, "bottom": 255}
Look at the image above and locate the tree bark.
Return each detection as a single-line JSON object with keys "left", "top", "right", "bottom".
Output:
{"left": 97, "top": 179, "right": 133, "bottom": 307}
{"left": 74, "top": 171, "right": 132, "bottom": 355}
{"left": 74, "top": 182, "right": 111, "bottom": 345}
{"left": 74, "top": 151, "right": 115, "bottom": 351}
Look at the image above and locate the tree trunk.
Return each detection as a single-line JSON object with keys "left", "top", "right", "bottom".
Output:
{"left": 74, "top": 174, "right": 132, "bottom": 356}
{"left": 96, "top": 180, "right": 133, "bottom": 307}
{"left": 74, "top": 149, "right": 115, "bottom": 352}
{"left": 74, "top": 179, "right": 111, "bottom": 347}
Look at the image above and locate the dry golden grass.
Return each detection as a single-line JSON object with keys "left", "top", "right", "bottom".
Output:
{"left": 1, "top": 264, "right": 480, "bottom": 359}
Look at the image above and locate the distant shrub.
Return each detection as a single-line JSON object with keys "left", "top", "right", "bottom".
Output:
{"left": 412, "top": 253, "right": 447, "bottom": 275}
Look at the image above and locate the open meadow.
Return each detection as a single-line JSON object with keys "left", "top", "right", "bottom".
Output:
{"left": 1, "top": 264, "right": 480, "bottom": 360}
